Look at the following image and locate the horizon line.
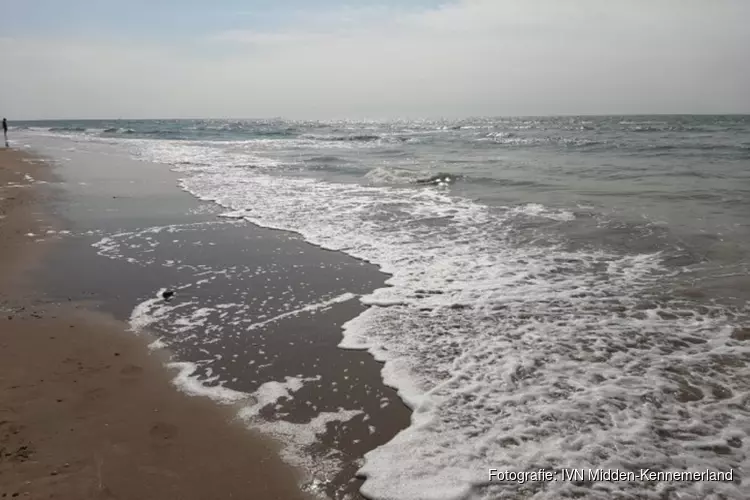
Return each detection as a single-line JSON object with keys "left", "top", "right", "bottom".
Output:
{"left": 10, "top": 112, "right": 750, "bottom": 122}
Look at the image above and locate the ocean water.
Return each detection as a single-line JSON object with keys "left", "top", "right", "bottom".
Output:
{"left": 14, "top": 116, "right": 750, "bottom": 499}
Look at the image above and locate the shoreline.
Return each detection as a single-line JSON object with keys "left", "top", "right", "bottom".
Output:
{"left": 0, "top": 149, "right": 309, "bottom": 499}
{"left": 29, "top": 144, "right": 411, "bottom": 499}
{"left": 4, "top": 140, "right": 413, "bottom": 500}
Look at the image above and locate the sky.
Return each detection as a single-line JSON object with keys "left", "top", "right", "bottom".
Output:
{"left": 0, "top": 0, "right": 748, "bottom": 120}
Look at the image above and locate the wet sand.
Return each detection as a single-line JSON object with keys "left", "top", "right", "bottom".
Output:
{"left": 0, "top": 149, "right": 307, "bottom": 500}
{"left": 10, "top": 140, "right": 412, "bottom": 499}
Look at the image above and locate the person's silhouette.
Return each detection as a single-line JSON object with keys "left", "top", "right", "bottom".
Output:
{"left": 2, "top": 118, "right": 7, "bottom": 147}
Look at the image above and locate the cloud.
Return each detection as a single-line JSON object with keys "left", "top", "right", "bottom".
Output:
{"left": 1, "top": 0, "right": 749, "bottom": 119}
{"left": 208, "top": 30, "right": 331, "bottom": 45}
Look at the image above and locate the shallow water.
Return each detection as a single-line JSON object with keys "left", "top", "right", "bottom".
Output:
{"left": 16, "top": 116, "right": 750, "bottom": 499}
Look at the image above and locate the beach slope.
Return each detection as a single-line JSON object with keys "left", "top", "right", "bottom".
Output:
{"left": 0, "top": 149, "right": 305, "bottom": 499}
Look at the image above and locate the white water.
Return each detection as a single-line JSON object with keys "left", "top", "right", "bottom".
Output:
{"left": 146, "top": 156, "right": 749, "bottom": 499}
{"left": 127, "top": 287, "right": 368, "bottom": 496}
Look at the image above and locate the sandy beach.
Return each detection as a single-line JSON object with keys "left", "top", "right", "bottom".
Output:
{"left": 0, "top": 149, "right": 307, "bottom": 499}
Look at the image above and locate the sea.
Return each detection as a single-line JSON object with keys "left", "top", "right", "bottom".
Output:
{"left": 12, "top": 116, "right": 750, "bottom": 499}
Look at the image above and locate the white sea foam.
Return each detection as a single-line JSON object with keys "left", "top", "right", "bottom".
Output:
{"left": 148, "top": 338, "right": 168, "bottom": 351}
{"left": 365, "top": 166, "right": 421, "bottom": 185}
{"left": 240, "top": 375, "right": 322, "bottom": 419}
{"left": 510, "top": 202, "right": 576, "bottom": 222}
{"left": 365, "top": 167, "right": 455, "bottom": 189}
{"left": 93, "top": 221, "right": 233, "bottom": 267}
{"left": 124, "top": 269, "right": 370, "bottom": 496}
{"left": 128, "top": 139, "right": 284, "bottom": 171}
{"left": 237, "top": 376, "right": 364, "bottom": 497}
{"left": 162, "top": 356, "right": 362, "bottom": 497}
{"left": 168, "top": 361, "right": 248, "bottom": 404}
{"left": 164, "top": 163, "right": 750, "bottom": 499}
{"left": 245, "top": 293, "right": 358, "bottom": 331}
{"left": 129, "top": 288, "right": 183, "bottom": 332}
{"left": 126, "top": 282, "right": 362, "bottom": 494}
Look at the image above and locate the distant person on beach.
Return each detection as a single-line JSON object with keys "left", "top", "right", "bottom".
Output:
{"left": 2, "top": 118, "right": 7, "bottom": 146}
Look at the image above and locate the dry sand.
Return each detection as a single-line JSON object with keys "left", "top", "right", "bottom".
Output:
{"left": 0, "top": 149, "right": 307, "bottom": 499}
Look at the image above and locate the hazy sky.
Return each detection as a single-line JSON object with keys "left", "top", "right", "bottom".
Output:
{"left": 1, "top": 0, "right": 748, "bottom": 119}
